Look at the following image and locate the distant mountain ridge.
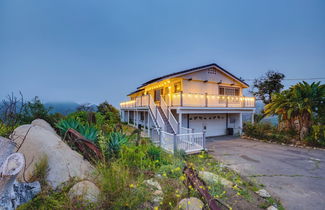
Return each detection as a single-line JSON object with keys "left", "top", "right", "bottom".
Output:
{"left": 44, "top": 102, "right": 97, "bottom": 115}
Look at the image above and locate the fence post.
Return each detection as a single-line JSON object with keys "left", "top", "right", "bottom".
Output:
{"left": 159, "top": 127, "right": 162, "bottom": 147}
{"left": 173, "top": 133, "right": 177, "bottom": 154}
{"left": 202, "top": 129, "right": 206, "bottom": 151}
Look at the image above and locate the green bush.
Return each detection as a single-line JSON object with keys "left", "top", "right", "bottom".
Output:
{"left": 97, "top": 162, "right": 151, "bottom": 209}
{"left": 0, "top": 122, "right": 15, "bottom": 138}
{"left": 306, "top": 124, "right": 325, "bottom": 147}
{"left": 147, "top": 145, "right": 162, "bottom": 161}
{"left": 243, "top": 122, "right": 290, "bottom": 143}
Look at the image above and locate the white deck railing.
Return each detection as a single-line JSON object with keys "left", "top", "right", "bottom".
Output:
{"left": 180, "top": 127, "right": 193, "bottom": 134}
{"left": 159, "top": 131, "right": 205, "bottom": 154}
{"left": 176, "top": 132, "right": 205, "bottom": 153}
{"left": 120, "top": 94, "right": 255, "bottom": 108}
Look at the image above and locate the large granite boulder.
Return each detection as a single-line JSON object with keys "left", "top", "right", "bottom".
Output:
{"left": 68, "top": 180, "right": 100, "bottom": 203}
{"left": 11, "top": 121, "right": 95, "bottom": 189}
{"left": 31, "top": 119, "right": 57, "bottom": 135}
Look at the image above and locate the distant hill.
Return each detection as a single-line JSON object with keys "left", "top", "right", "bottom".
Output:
{"left": 44, "top": 102, "right": 80, "bottom": 115}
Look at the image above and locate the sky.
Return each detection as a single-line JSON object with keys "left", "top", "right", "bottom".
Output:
{"left": 1, "top": 0, "right": 324, "bottom": 107}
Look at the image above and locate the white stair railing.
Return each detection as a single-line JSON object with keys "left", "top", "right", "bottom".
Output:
{"left": 160, "top": 97, "right": 178, "bottom": 134}
{"left": 148, "top": 95, "right": 166, "bottom": 132}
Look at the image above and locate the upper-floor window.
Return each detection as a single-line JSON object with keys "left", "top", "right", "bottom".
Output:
{"left": 174, "top": 82, "right": 181, "bottom": 93}
{"left": 219, "top": 87, "right": 240, "bottom": 96}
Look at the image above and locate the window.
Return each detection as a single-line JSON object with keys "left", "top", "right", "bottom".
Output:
{"left": 174, "top": 82, "right": 181, "bottom": 93}
{"left": 219, "top": 87, "right": 240, "bottom": 96}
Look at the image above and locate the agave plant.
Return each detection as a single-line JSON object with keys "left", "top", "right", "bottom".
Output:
{"left": 56, "top": 118, "right": 98, "bottom": 143}
{"left": 98, "top": 132, "right": 128, "bottom": 158}
{"left": 56, "top": 118, "right": 81, "bottom": 135}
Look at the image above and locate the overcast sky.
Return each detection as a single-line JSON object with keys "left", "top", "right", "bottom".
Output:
{"left": 1, "top": 0, "right": 324, "bottom": 107}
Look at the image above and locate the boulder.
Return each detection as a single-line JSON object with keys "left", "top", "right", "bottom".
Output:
{"left": 11, "top": 122, "right": 95, "bottom": 189}
{"left": 0, "top": 180, "right": 41, "bottom": 210}
{"left": 267, "top": 206, "right": 278, "bottom": 210}
{"left": 178, "top": 197, "right": 204, "bottom": 210}
{"left": 198, "top": 171, "right": 233, "bottom": 188}
{"left": 0, "top": 137, "right": 41, "bottom": 210}
{"left": 256, "top": 189, "right": 271, "bottom": 198}
{"left": 68, "top": 180, "right": 100, "bottom": 203}
{"left": 144, "top": 179, "right": 163, "bottom": 205}
{"left": 31, "top": 119, "right": 57, "bottom": 135}
{"left": 0, "top": 136, "right": 15, "bottom": 164}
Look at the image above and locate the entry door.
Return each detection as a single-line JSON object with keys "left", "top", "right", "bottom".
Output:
{"left": 154, "top": 89, "right": 163, "bottom": 103}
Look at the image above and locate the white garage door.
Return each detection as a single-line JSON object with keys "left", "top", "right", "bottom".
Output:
{"left": 189, "top": 114, "right": 227, "bottom": 137}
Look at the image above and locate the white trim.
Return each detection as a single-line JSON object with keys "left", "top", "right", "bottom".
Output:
{"left": 144, "top": 65, "right": 248, "bottom": 88}
{"left": 177, "top": 110, "right": 255, "bottom": 114}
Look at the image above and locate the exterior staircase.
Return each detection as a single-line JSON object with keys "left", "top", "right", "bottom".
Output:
{"left": 157, "top": 106, "right": 175, "bottom": 134}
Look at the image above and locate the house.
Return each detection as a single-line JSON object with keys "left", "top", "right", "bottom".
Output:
{"left": 120, "top": 64, "right": 256, "bottom": 153}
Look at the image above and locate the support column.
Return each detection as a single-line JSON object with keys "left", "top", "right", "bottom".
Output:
{"left": 251, "top": 111, "right": 255, "bottom": 124}
{"left": 178, "top": 112, "right": 182, "bottom": 134}
{"left": 128, "top": 110, "right": 130, "bottom": 124}
{"left": 133, "top": 110, "right": 136, "bottom": 127}
{"left": 239, "top": 112, "right": 243, "bottom": 135}
{"left": 147, "top": 111, "right": 150, "bottom": 137}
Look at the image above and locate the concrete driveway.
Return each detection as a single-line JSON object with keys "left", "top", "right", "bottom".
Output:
{"left": 207, "top": 136, "right": 325, "bottom": 210}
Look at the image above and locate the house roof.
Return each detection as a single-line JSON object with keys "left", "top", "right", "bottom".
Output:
{"left": 129, "top": 63, "right": 249, "bottom": 96}
{"left": 127, "top": 88, "right": 144, "bottom": 96}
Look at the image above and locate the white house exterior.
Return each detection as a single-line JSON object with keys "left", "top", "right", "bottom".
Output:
{"left": 120, "top": 64, "right": 255, "bottom": 153}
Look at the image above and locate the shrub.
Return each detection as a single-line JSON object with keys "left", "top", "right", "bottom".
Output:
{"left": 29, "top": 155, "right": 49, "bottom": 186}
{"left": 243, "top": 122, "right": 290, "bottom": 143}
{"left": 97, "top": 162, "right": 151, "bottom": 209}
{"left": 305, "top": 124, "right": 325, "bottom": 147}
{"left": 0, "top": 122, "right": 15, "bottom": 138}
{"left": 147, "top": 145, "right": 162, "bottom": 161}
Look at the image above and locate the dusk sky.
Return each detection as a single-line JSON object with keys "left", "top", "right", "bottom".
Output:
{"left": 1, "top": 0, "right": 324, "bottom": 107}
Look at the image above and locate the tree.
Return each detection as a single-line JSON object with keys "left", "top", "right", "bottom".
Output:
{"left": 264, "top": 81, "right": 325, "bottom": 140}
{"left": 77, "top": 103, "right": 96, "bottom": 112}
{"left": 0, "top": 92, "right": 25, "bottom": 127}
{"left": 251, "top": 71, "right": 285, "bottom": 104}
{"left": 97, "top": 101, "right": 120, "bottom": 124}
{"left": 20, "top": 96, "right": 52, "bottom": 124}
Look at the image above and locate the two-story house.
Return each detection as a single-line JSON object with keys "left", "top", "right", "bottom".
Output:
{"left": 120, "top": 64, "right": 255, "bottom": 153}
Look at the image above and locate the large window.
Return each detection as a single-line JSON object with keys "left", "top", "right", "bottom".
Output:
{"left": 219, "top": 87, "right": 240, "bottom": 96}
{"left": 174, "top": 82, "right": 181, "bottom": 93}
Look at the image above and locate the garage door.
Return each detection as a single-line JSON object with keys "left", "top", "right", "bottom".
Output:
{"left": 189, "top": 114, "right": 227, "bottom": 137}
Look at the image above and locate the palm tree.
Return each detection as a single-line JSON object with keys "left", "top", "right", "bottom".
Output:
{"left": 265, "top": 81, "right": 325, "bottom": 140}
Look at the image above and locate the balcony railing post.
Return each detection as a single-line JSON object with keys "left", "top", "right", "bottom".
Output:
{"left": 226, "top": 97, "right": 228, "bottom": 107}
{"left": 205, "top": 93, "right": 208, "bottom": 107}
{"left": 180, "top": 91, "right": 183, "bottom": 106}
{"left": 140, "top": 96, "right": 142, "bottom": 107}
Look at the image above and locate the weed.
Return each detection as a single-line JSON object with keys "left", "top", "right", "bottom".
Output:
{"left": 29, "top": 155, "right": 49, "bottom": 186}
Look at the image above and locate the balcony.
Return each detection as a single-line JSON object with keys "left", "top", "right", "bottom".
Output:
{"left": 120, "top": 93, "right": 255, "bottom": 109}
